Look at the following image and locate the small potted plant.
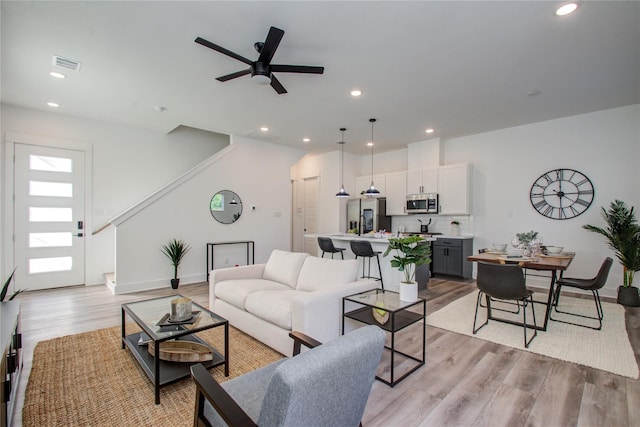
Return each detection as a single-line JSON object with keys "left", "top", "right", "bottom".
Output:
{"left": 161, "top": 238, "right": 191, "bottom": 289}
{"left": 583, "top": 200, "right": 640, "bottom": 307}
{"left": 1, "top": 267, "right": 24, "bottom": 301}
{"left": 384, "top": 235, "right": 431, "bottom": 302}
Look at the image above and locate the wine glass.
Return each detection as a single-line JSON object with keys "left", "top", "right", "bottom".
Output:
{"left": 511, "top": 236, "right": 520, "bottom": 249}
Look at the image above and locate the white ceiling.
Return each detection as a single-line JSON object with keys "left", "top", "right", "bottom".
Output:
{"left": 2, "top": 1, "right": 639, "bottom": 155}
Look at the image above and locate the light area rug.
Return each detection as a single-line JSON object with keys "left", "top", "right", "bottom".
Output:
{"left": 426, "top": 291, "right": 639, "bottom": 379}
{"left": 22, "top": 325, "right": 283, "bottom": 426}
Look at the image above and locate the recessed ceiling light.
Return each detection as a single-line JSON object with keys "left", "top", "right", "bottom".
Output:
{"left": 260, "top": 127, "right": 269, "bottom": 132}
{"left": 350, "top": 90, "right": 362, "bottom": 97}
{"left": 555, "top": 2, "right": 579, "bottom": 16}
{"left": 46, "top": 102, "right": 59, "bottom": 108}
{"left": 49, "top": 71, "right": 66, "bottom": 79}
{"left": 425, "top": 128, "right": 435, "bottom": 134}
{"left": 367, "top": 142, "right": 374, "bottom": 147}
{"left": 303, "top": 138, "right": 310, "bottom": 143}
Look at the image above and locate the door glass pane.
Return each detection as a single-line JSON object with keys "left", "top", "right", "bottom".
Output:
{"left": 29, "top": 256, "right": 72, "bottom": 273}
{"left": 29, "top": 232, "right": 73, "bottom": 248}
{"left": 29, "top": 155, "right": 72, "bottom": 172}
{"left": 29, "top": 181, "right": 73, "bottom": 197}
{"left": 29, "top": 207, "right": 73, "bottom": 222}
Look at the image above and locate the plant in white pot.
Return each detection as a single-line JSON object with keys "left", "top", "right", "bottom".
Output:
{"left": 161, "top": 238, "right": 191, "bottom": 289}
{"left": 583, "top": 199, "right": 640, "bottom": 307}
{"left": 384, "top": 235, "right": 431, "bottom": 302}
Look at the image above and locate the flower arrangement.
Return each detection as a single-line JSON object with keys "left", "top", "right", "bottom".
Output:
{"left": 450, "top": 220, "right": 460, "bottom": 225}
{"left": 516, "top": 230, "right": 538, "bottom": 245}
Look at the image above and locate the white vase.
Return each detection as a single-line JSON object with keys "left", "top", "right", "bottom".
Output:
{"left": 399, "top": 281, "right": 418, "bottom": 302}
{"left": 451, "top": 224, "right": 460, "bottom": 236}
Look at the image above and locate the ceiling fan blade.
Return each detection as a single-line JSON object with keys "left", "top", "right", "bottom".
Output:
{"left": 270, "top": 64, "right": 325, "bottom": 74}
{"left": 195, "top": 37, "right": 252, "bottom": 65}
{"left": 216, "top": 69, "right": 251, "bottom": 82}
{"left": 257, "top": 27, "right": 284, "bottom": 64}
{"left": 270, "top": 75, "right": 287, "bottom": 94}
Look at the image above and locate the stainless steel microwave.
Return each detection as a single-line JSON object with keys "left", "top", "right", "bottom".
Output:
{"left": 406, "top": 193, "right": 439, "bottom": 214}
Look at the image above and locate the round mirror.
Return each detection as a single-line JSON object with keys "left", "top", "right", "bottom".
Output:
{"left": 210, "top": 190, "right": 243, "bottom": 224}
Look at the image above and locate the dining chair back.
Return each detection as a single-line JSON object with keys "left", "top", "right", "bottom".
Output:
{"left": 473, "top": 262, "right": 537, "bottom": 348}
{"left": 551, "top": 257, "right": 613, "bottom": 330}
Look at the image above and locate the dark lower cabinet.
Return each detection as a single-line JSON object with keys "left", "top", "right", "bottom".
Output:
{"left": 432, "top": 238, "right": 473, "bottom": 279}
{"left": 1, "top": 301, "right": 21, "bottom": 427}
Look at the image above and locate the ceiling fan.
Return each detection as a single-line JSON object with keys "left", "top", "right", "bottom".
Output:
{"left": 195, "top": 26, "right": 324, "bottom": 94}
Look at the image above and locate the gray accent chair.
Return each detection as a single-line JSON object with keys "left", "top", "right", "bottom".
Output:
{"left": 191, "top": 325, "right": 385, "bottom": 427}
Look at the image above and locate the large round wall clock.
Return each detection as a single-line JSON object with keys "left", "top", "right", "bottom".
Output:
{"left": 529, "top": 168, "right": 594, "bottom": 220}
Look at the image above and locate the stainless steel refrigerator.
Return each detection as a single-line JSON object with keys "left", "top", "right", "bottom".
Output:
{"left": 346, "top": 198, "right": 392, "bottom": 234}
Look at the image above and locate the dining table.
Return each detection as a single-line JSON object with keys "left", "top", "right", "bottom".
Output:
{"left": 467, "top": 251, "right": 575, "bottom": 331}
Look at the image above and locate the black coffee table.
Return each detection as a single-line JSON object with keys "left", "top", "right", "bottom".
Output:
{"left": 121, "top": 295, "right": 228, "bottom": 404}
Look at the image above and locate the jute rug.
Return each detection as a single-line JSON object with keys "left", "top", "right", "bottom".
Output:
{"left": 426, "top": 291, "right": 639, "bottom": 379}
{"left": 23, "top": 325, "right": 283, "bottom": 426}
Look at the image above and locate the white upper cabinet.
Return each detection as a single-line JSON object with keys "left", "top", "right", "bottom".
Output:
{"left": 385, "top": 171, "right": 407, "bottom": 215}
{"left": 355, "top": 174, "right": 386, "bottom": 197}
{"left": 407, "top": 168, "right": 438, "bottom": 194}
{"left": 438, "top": 163, "right": 472, "bottom": 215}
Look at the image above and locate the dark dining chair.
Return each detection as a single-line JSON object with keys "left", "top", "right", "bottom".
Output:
{"left": 550, "top": 257, "right": 613, "bottom": 330}
{"left": 473, "top": 262, "right": 537, "bottom": 348}
{"left": 317, "top": 236, "right": 345, "bottom": 259}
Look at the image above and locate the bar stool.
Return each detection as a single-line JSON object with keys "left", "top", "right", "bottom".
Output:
{"left": 317, "top": 237, "right": 345, "bottom": 259}
{"left": 350, "top": 240, "right": 384, "bottom": 289}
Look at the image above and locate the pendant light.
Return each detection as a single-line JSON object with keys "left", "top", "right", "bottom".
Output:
{"left": 335, "top": 128, "right": 350, "bottom": 198}
{"left": 364, "top": 118, "right": 381, "bottom": 198}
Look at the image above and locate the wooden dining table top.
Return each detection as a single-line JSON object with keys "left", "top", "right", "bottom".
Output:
{"left": 467, "top": 251, "right": 574, "bottom": 271}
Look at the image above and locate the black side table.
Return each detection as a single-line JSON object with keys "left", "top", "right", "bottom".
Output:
{"left": 206, "top": 241, "right": 255, "bottom": 281}
{"left": 342, "top": 289, "right": 425, "bottom": 387}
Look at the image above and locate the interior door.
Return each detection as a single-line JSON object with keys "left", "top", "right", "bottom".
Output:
{"left": 13, "top": 143, "right": 86, "bottom": 290}
{"left": 303, "top": 177, "right": 319, "bottom": 255}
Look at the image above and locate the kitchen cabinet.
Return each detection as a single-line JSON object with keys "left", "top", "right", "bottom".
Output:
{"left": 355, "top": 174, "right": 386, "bottom": 197}
{"left": 438, "top": 163, "right": 471, "bottom": 214}
{"left": 1, "top": 301, "right": 21, "bottom": 427}
{"left": 407, "top": 168, "right": 437, "bottom": 194}
{"left": 432, "top": 237, "right": 473, "bottom": 278}
{"left": 385, "top": 171, "right": 407, "bottom": 215}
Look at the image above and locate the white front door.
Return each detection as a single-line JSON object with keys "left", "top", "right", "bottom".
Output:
{"left": 13, "top": 143, "right": 86, "bottom": 290}
{"left": 303, "top": 177, "right": 319, "bottom": 255}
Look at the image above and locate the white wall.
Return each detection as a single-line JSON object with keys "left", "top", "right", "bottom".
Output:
{"left": 0, "top": 104, "right": 229, "bottom": 285}
{"left": 112, "top": 136, "right": 306, "bottom": 293}
{"left": 444, "top": 104, "right": 640, "bottom": 297}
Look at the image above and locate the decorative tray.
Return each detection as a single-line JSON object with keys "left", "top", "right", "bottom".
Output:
{"left": 539, "top": 252, "right": 575, "bottom": 259}
{"left": 148, "top": 340, "right": 213, "bottom": 362}
{"left": 156, "top": 310, "right": 201, "bottom": 327}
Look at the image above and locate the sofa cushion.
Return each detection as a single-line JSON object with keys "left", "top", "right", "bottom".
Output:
{"left": 215, "top": 279, "right": 291, "bottom": 310}
{"left": 297, "top": 257, "right": 360, "bottom": 292}
{"left": 262, "top": 250, "right": 309, "bottom": 289}
{"left": 245, "top": 290, "right": 298, "bottom": 330}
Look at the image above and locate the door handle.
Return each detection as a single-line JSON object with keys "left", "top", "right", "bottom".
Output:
{"left": 75, "top": 233, "right": 84, "bottom": 237}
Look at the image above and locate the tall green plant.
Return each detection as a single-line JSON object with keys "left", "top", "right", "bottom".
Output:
{"left": 161, "top": 239, "right": 191, "bottom": 280}
{"left": 383, "top": 235, "right": 431, "bottom": 283}
{"left": 583, "top": 200, "right": 640, "bottom": 287}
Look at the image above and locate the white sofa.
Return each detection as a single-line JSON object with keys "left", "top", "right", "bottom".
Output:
{"left": 209, "top": 249, "right": 379, "bottom": 356}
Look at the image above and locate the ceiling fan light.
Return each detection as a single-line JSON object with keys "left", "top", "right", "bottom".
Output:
{"left": 251, "top": 74, "right": 271, "bottom": 85}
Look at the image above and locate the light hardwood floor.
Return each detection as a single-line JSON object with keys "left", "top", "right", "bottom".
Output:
{"left": 11, "top": 279, "right": 640, "bottom": 426}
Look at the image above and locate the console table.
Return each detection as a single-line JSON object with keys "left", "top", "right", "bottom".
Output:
{"left": 206, "top": 241, "right": 255, "bottom": 281}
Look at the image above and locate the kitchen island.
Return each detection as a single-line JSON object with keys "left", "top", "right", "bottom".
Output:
{"left": 311, "top": 233, "right": 438, "bottom": 292}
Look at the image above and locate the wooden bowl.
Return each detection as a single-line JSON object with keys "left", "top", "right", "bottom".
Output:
{"left": 148, "top": 341, "right": 213, "bottom": 363}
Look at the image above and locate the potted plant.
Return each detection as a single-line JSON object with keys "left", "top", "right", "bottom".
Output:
{"left": 384, "top": 235, "right": 431, "bottom": 302}
{"left": 161, "top": 239, "right": 191, "bottom": 289}
{"left": 1, "top": 267, "right": 24, "bottom": 301}
{"left": 583, "top": 199, "right": 640, "bottom": 307}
